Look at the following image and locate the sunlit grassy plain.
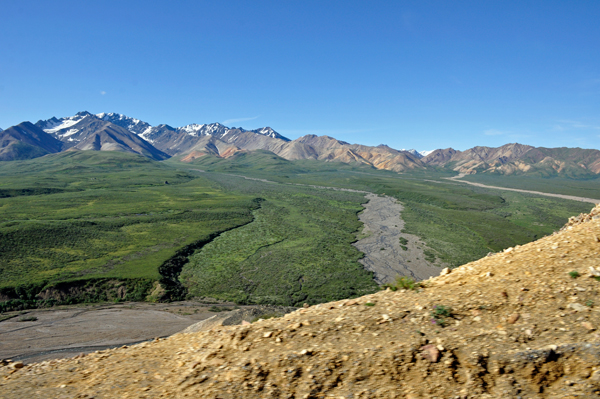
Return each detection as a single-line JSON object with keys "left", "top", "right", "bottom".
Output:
{"left": 0, "top": 152, "right": 256, "bottom": 291}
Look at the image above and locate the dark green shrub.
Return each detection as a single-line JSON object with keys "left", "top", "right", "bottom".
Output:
{"left": 430, "top": 305, "right": 452, "bottom": 327}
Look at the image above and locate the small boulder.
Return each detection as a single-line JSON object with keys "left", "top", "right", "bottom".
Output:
{"left": 420, "top": 344, "right": 441, "bottom": 362}
{"left": 11, "top": 362, "right": 24, "bottom": 370}
{"left": 568, "top": 303, "right": 589, "bottom": 312}
{"left": 582, "top": 322, "right": 595, "bottom": 331}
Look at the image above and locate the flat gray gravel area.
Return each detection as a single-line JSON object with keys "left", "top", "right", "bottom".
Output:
{"left": 353, "top": 193, "right": 442, "bottom": 284}
{"left": 0, "top": 302, "right": 218, "bottom": 364}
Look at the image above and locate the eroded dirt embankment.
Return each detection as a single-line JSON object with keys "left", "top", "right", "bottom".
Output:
{"left": 3, "top": 205, "right": 600, "bottom": 398}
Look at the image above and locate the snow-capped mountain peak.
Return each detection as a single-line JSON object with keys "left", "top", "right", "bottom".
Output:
{"left": 249, "top": 127, "right": 290, "bottom": 141}
{"left": 33, "top": 111, "right": 290, "bottom": 153}
{"left": 96, "top": 112, "right": 151, "bottom": 136}
{"left": 419, "top": 150, "right": 434, "bottom": 157}
{"left": 178, "top": 123, "right": 207, "bottom": 136}
{"left": 401, "top": 149, "right": 423, "bottom": 158}
{"left": 251, "top": 127, "right": 279, "bottom": 139}
{"left": 177, "top": 122, "right": 228, "bottom": 137}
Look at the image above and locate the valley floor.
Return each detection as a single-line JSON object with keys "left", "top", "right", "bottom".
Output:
{"left": 208, "top": 172, "right": 443, "bottom": 284}
{"left": 448, "top": 174, "right": 600, "bottom": 204}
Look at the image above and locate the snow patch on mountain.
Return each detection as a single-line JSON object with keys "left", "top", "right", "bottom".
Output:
{"left": 401, "top": 149, "right": 423, "bottom": 158}
{"left": 62, "top": 129, "right": 79, "bottom": 137}
{"left": 42, "top": 116, "right": 84, "bottom": 134}
{"left": 176, "top": 123, "right": 229, "bottom": 138}
{"left": 178, "top": 124, "right": 202, "bottom": 136}
{"left": 139, "top": 126, "right": 155, "bottom": 143}
{"left": 419, "top": 150, "right": 434, "bottom": 157}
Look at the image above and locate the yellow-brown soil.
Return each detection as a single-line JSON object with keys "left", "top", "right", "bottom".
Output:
{"left": 2, "top": 206, "right": 600, "bottom": 398}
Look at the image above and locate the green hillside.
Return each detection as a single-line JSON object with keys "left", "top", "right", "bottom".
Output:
{"left": 0, "top": 152, "right": 256, "bottom": 294}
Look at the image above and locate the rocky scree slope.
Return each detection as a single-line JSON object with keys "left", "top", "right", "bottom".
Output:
{"left": 3, "top": 206, "right": 600, "bottom": 398}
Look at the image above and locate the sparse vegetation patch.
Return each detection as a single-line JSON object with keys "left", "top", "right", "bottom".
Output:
{"left": 382, "top": 276, "right": 421, "bottom": 291}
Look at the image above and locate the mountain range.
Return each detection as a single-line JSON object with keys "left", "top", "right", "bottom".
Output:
{"left": 1, "top": 111, "right": 599, "bottom": 177}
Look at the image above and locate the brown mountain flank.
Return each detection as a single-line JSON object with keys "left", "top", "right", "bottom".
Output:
{"left": 180, "top": 133, "right": 426, "bottom": 172}
{"left": 70, "top": 122, "right": 169, "bottom": 161}
{"left": 422, "top": 143, "right": 600, "bottom": 176}
{"left": 3, "top": 205, "right": 600, "bottom": 398}
{"left": 286, "top": 135, "right": 425, "bottom": 172}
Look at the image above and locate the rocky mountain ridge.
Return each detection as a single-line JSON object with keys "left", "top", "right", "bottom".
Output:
{"left": 2, "top": 205, "right": 600, "bottom": 398}
{"left": 2, "top": 111, "right": 599, "bottom": 176}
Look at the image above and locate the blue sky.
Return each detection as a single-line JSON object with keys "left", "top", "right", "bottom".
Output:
{"left": 1, "top": 1, "right": 599, "bottom": 151}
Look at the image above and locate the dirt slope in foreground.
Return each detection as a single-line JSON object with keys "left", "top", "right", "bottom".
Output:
{"left": 2, "top": 206, "right": 600, "bottom": 398}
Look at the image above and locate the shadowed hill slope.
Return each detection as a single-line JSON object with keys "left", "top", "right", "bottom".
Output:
{"left": 2, "top": 205, "right": 600, "bottom": 397}
{"left": 0, "top": 122, "right": 62, "bottom": 161}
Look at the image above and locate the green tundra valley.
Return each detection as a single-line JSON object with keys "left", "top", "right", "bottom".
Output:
{"left": 1, "top": 147, "right": 597, "bottom": 312}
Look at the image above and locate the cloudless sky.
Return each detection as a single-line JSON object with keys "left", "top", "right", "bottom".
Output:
{"left": 1, "top": 0, "right": 599, "bottom": 151}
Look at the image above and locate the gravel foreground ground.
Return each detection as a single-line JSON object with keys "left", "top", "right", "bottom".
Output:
{"left": 1, "top": 205, "right": 600, "bottom": 398}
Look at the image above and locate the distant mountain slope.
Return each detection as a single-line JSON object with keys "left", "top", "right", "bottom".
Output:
{"left": 35, "top": 111, "right": 92, "bottom": 141}
{"left": 0, "top": 122, "right": 62, "bottom": 161}
{"left": 69, "top": 121, "right": 170, "bottom": 160}
{"left": 18, "top": 111, "right": 600, "bottom": 176}
{"left": 421, "top": 148, "right": 458, "bottom": 165}
{"left": 34, "top": 112, "right": 169, "bottom": 160}
{"left": 33, "top": 112, "right": 291, "bottom": 160}
{"left": 423, "top": 143, "right": 600, "bottom": 177}
{"left": 401, "top": 148, "right": 423, "bottom": 158}
{"left": 274, "top": 135, "right": 425, "bottom": 172}
{"left": 178, "top": 133, "right": 426, "bottom": 172}
{"left": 96, "top": 112, "right": 154, "bottom": 138}
{"left": 517, "top": 147, "right": 600, "bottom": 176}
